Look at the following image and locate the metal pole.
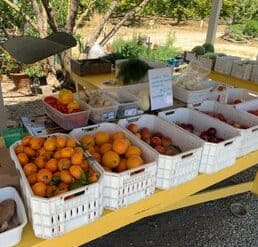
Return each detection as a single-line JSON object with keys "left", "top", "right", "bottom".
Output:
{"left": 206, "top": 0, "right": 223, "bottom": 44}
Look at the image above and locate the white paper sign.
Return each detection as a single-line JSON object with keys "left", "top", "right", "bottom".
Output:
{"left": 148, "top": 67, "right": 173, "bottom": 110}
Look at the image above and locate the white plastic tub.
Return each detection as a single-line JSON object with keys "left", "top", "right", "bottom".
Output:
{"left": 192, "top": 100, "right": 258, "bottom": 157}
{"left": 0, "top": 187, "right": 27, "bottom": 247}
{"left": 10, "top": 134, "right": 103, "bottom": 239}
{"left": 70, "top": 123, "right": 157, "bottom": 210}
{"left": 119, "top": 115, "right": 204, "bottom": 189}
{"left": 159, "top": 108, "right": 241, "bottom": 174}
{"left": 214, "top": 56, "right": 241, "bottom": 75}
{"left": 42, "top": 94, "right": 91, "bottom": 130}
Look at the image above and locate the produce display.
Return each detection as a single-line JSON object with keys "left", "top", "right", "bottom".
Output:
{"left": 44, "top": 89, "right": 82, "bottom": 114}
{"left": 201, "top": 111, "right": 249, "bottom": 129}
{"left": 178, "top": 123, "right": 225, "bottom": 143}
{"left": 79, "top": 130, "right": 145, "bottom": 172}
{"left": 79, "top": 90, "right": 113, "bottom": 108}
{"left": 126, "top": 123, "right": 181, "bottom": 156}
{"left": 0, "top": 199, "right": 19, "bottom": 233}
{"left": 14, "top": 135, "right": 99, "bottom": 198}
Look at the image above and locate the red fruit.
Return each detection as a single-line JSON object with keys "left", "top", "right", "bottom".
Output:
{"left": 150, "top": 136, "right": 161, "bottom": 147}
{"left": 140, "top": 127, "right": 151, "bottom": 139}
{"left": 152, "top": 132, "right": 163, "bottom": 139}
{"left": 200, "top": 132, "right": 209, "bottom": 141}
{"left": 155, "top": 145, "right": 165, "bottom": 154}
{"left": 44, "top": 96, "right": 57, "bottom": 105}
{"left": 56, "top": 102, "right": 68, "bottom": 114}
{"left": 207, "top": 128, "right": 216, "bottom": 136}
{"left": 233, "top": 99, "right": 242, "bottom": 104}
{"left": 217, "top": 113, "right": 226, "bottom": 121}
{"left": 161, "top": 137, "right": 172, "bottom": 147}
{"left": 127, "top": 124, "right": 139, "bottom": 134}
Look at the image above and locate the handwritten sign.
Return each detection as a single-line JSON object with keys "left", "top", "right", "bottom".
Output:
{"left": 148, "top": 67, "right": 173, "bottom": 111}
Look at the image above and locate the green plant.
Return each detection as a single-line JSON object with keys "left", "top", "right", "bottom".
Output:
{"left": 191, "top": 46, "right": 205, "bottom": 56}
{"left": 202, "top": 43, "right": 215, "bottom": 53}
{"left": 23, "top": 64, "right": 45, "bottom": 78}
{"left": 5, "top": 57, "right": 26, "bottom": 74}
{"left": 243, "top": 20, "right": 258, "bottom": 37}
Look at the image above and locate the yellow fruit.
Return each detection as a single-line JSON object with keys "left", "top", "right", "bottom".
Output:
{"left": 80, "top": 135, "right": 95, "bottom": 149}
{"left": 67, "top": 101, "right": 80, "bottom": 113}
{"left": 95, "top": 131, "right": 110, "bottom": 146}
{"left": 32, "top": 182, "right": 47, "bottom": 197}
{"left": 112, "top": 139, "right": 130, "bottom": 155}
{"left": 58, "top": 89, "right": 73, "bottom": 105}
{"left": 125, "top": 146, "right": 142, "bottom": 158}
{"left": 126, "top": 155, "right": 143, "bottom": 169}
{"left": 102, "top": 151, "right": 120, "bottom": 168}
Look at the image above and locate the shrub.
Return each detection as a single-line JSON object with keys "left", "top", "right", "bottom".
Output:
{"left": 243, "top": 20, "right": 258, "bottom": 37}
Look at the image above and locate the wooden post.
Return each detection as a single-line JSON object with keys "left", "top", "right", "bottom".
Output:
{"left": 0, "top": 78, "right": 7, "bottom": 131}
{"left": 206, "top": 0, "right": 222, "bottom": 44}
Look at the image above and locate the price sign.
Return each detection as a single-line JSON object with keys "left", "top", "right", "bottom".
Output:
{"left": 148, "top": 67, "right": 173, "bottom": 111}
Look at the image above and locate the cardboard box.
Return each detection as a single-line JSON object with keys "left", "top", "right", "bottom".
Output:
{"left": 0, "top": 148, "right": 20, "bottom": 190}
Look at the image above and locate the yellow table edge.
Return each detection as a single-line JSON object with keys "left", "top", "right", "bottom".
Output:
{"left": 17, "top": 72, "right": 258, "bottom": 247}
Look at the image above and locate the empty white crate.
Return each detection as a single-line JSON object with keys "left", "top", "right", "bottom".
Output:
{"left": 159, "top": 108, "right": 241, "bottom": 174}
{"left": 10, "top": 134, "right": 103, "bottom": 239}
{"left": 192, "top": 100, "right": 258, "bottom": 157}
{"left": 231, "top": 61, "right": 253, "bottom": 80}
{"left": 118, "top": 115, "right": 204, "bottom": 190}
{"left": 70, "top": 123, "right": 157, "bottom": 210}
{"left": 214, "top": 56, "right": 241, "bottom": 75}
{"left": 250, "top": 64, "right": 258, "bottom": 82}
{"left": 0, "top": 187, "right": 27, "bottom": 247}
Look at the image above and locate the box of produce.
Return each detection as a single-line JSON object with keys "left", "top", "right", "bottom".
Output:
{"left": 214, "top": 56, "right": 241, "bottom": 75}
{"left": 70, "top": 123, "right": 157, "bottom": 210}
{"left": 42, "top": 89, "right": 91, "bottom": 130}
{"left": 119, "top": 115, "right": 203, "bottom": 189}
{"left": 192, "top": 100, "right": 258, "bottom": 157}
{"left": 71, "top": 58, "right": 111, "bottom": 76}
{"left": 10, "top": 134, "right": 103, "bottom": 239}
{"left": 0, "top": 187, "right": 27, "bottom": 247}
{"left": 104, "top": 88, "right": 139, "bottom": 118}
{"left": 78, "top": 90, "right": 119, "bottom": 123}
{"left": 159, "top": 108, "right": 241, "bottom": 174}
{"left": 235, "top": 99, "right": 258, "bottom": 118}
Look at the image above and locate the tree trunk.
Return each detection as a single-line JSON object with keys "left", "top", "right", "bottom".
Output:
{"left": 66, "top": 0, "right": 79, "bottom": 34}
{"left": 99, "top": 0, "right": 151, "bottom": 46}
{"left": 41, "top": 0, "right": 58, "bottom": 32}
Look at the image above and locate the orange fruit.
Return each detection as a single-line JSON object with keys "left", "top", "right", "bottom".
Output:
{"left": 45, "top": 159, "right": 58, "bottom": 172}
{"left": 87, "top": 146, "right": 95, "bottom": 155}
{"left": 53, "top": 150, "right": 62, "bottom": 159}
{"left": 37, "top": 169, "right": 53, "bottom": 184}
{"left": 66, "top": 138, "right": 76, "bottom": 148}
{"left": 60, "top": 147, "right": 74, "bottom": 158}
{"left": 102, "top": 151, "right": 120, "bottom": 168}
{"left": 23, "top": 163, "right": 37, "bottom": 176}
{"left": 30, "top": 137, "right": 44, "bottom": 150}
{"left": 22, "top": 136, "right": 32, "bottom": 146}
{"left": 60, "top": 170, "right": 73, "bottom": 184}
{"left": 38, "top": 147, "right": 47, "bottom": 156}
{"left": 93, "top": 145, "right": 100, "bottom": 153}
{"left": 69, "top": 165, "right": 83, "bottom": 179}
{"left": 27, "top": 173, "right": 38, "bottom": 185}
{"left": 17, "top": 153, "right": 29, "bottom": 166}
{"left": 125, "top": 146, "right": 142, "bottom": 158}
{"left": 80, "top": 159, "right": 89, "bottom": 171}
{"left": 35, "top": 156, "right": 47, "bottom": 169}
{"left": 112, "top": 131, "right": 126, "bottom": 141}
{"left": 71, "top": 153, "right": 83, "bottom": 165}
{"left": 126, "top": 155, "right": 143, "bottom": 169}
{"left": 15, "top": 144, "right": 24, "bottom": 154}
{"left": 103, "top": 166, "right": 112, "bottom": 172}
{"left": 53, "top": 171, "right": 61, "bottom": 177}
{"left": 54, "top": 186, "right": 68, "bottom": 196}
{"left": 74, "top": 147, "right": 84, "bottom": 156}
{"left": 91, "top": 152, "right": 101, "bottom": 163}
{"left": 112, "top": 139, "right": 130, "bottom": 155}
{"left": 58, "top": 182, "right": 69, "bottom": 190}
{"left": 56, "top": 136, "right": 67, "bottom": 148}
{"left": 58, "top": 89, "right": 73, "bottom": 105}
{"left": 99, "top": 143, "right": 112, "bottom": 155}
{"left": 80, "top": 135, "right": 95, "bottom": 149}
{"left": 88, "top": 172, "right": 99, "bottom": 183}
{"left": 24, "top": 146, "right": 36, "bottom": 157}
{"left": 44, "top": 138, "right": 57, "bottom": 152}
{"left": 114, "top": 159, "right": 127, "bottom": 173}
{"left": 32, "top": 182, "right": 47, "bottom": 197}
{"left": 46, "top": 185, "right": 57, "bottom": 198}
{"left": 58, "top": 158, "right": 71, "bottom": 171}
{"left": 95, "top": 131, "right": 110, "bottom": 145}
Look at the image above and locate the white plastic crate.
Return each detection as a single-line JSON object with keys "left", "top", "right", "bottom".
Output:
{"left": 9, "top": 134, "right": 103, "bottom": 239}
{"left": 231, "top": 61, "right": 253, "bottom": 80}
{"left": 0, "top": 187, "right": 27, "bottom": 247}
{"left": 185, "top": 52, "right": 198, "bottom": 62}
{"left": 226, "top": 88, "right": 258, "bottom": 104}
{"left": 104, "top": 88, "right": 139, "bottom": 118}
{"left": 42, "top": 94, "right": 91, "bottom": 130}
{"left": 70, "top": 123, "right": 157, "bottom": 210}
{"left": 214, "top": 56, "right": 241, "bottom": 75}
{"left": 250, "top": 64, "right": 258, "bottom": 82}
{"left": 198, "top": 56, "right": 215, "bottom": 71}
{"left": 192, "top": 100, "right": 258, "bottom": 157}
{"left": 118, "top": 114, "right": 204, "bottom": 190}
{"left": 159, "top": 108, "right": 241, "bottom": 174}
{"left": 235, "top": 99, "right": 258, "bottom": 117}
{"left": 173, "top": 80, "right": 217, "bottom": 104}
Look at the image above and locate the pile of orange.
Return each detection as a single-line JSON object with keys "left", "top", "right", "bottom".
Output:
{"left": 79, "top": 131, "right": 144, "bottom": 173}
{"left": 15, "top": 135, "right": 99, "bottom": 198}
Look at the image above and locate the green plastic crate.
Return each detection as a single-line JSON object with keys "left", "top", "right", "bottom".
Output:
{"left": 0, "top": 128, "right": 26, "bottom": 147}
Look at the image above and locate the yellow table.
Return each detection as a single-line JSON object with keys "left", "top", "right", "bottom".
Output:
{"left": 18, "top": 72, "right": 258, "bottom": 247}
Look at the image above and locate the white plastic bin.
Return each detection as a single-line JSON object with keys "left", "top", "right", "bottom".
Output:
{"left": 0, "top": 187, "right": 27, "bottom": 247}
{"left": 214, "top": 56, "right": 241, "bottom": 75}
{"left": 70, "top": 123, "right": 157, "bottom": 210}
{"left": 9, "top": 134, "right": 103, "bottom": 239}
{"left": 235, "top": 99, "right": 258, "bottom": 117}
{"left": 192, "top": 100, "right": 258, "bottom": 157}
{"left": 42, "top": 94, "right": 90, "bottom": 130}
{"left": 159, "top": 108, "right": 241, "bottom": 174}
{"left": 231, "top": 61, "right": 253, "bottom": 80}
{"left": 119, "top": 115, "right": 204, "bottom": 189}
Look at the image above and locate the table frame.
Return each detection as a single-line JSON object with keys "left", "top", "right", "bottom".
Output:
{"left": 17, "top": 71, "right": 258, "bottom": 247}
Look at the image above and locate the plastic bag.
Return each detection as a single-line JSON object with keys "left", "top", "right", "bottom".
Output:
{"left": 88, "top": 43, "right": 106, "bottom": 59}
